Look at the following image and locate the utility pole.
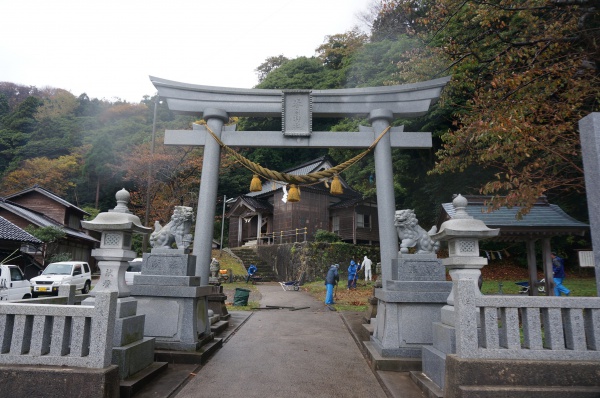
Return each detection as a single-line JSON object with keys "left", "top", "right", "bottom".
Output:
{"left": 143, "top": 96, "right": 159, "bottom": 253}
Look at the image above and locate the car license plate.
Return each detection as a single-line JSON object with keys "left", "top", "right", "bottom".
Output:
{"left": 38, "top": 287, "right": 47, "bottom": 292}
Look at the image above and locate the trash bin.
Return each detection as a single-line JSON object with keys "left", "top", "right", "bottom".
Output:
{"left": 233, "top": 288, "right": 251, "bottom": 306}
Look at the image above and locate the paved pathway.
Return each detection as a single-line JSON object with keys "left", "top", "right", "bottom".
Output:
{"left": 175, "top": 284, "right": 389, "bottom": 398}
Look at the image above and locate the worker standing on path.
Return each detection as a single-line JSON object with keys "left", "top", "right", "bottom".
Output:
{"left": 324, "top": 264, "right": 339, "bottom": 305}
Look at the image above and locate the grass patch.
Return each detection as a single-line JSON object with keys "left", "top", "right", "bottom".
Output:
{"left": 212, "top": 249, "right": 247, "bottom": 277}
{"left": 481, "top": 278, "right": 597, "bottom": 296}
{"left": 302, "top": 280, "right": 373, "bottom": 311}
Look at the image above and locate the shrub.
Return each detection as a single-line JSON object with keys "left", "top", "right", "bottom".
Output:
{"left": 314, "top": 229, "right": 341, "bottom": 243}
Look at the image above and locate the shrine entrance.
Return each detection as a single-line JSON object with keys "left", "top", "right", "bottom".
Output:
{"left": 151, "top": 76, "right": 450, "bottom": 285}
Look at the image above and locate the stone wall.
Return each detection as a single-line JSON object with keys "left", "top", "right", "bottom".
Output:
{"left": 256, "top": 242, "right": 380, "bottom": 282}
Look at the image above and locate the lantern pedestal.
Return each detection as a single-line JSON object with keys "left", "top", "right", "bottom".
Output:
{"left": 130, "top": 250, "right": 212, "bottom": 351}
{"left": 369, "top": 254, "right": 451, "bottom": 361}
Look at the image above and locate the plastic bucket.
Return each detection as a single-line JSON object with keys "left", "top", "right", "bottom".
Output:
{"left": 233, "top": 288, "right": 251, "bottom": 306}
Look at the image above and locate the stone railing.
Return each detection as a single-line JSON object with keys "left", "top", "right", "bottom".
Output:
{"left": 454, "top": 278, "right": 600, "bottom": 361}
{"left": 0, "top": 291, "right": 117, "bottom": 368}
{"left": 13, "top": 284, "right": 89, "bottom": 305}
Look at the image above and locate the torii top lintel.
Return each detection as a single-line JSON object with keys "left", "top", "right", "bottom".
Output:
{"left": 150, "top": 75, "right": 451, "bottom": 119}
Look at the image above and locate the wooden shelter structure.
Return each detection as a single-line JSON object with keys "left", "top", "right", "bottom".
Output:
{"left": 439, "top": 195, "right": 589, "bottom": 295}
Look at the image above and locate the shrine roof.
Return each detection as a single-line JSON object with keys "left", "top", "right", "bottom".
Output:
{"left": 226, "top": 196, "right": 273, "bottom": 218}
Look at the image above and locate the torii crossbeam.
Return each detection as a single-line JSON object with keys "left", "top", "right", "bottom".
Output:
{"left": 151, "top": 76, "right": 450, "bottom": 286}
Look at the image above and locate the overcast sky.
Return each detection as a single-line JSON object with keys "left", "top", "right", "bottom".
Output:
{"left": 1, "top": 0, "right": 373, "bottom": 103}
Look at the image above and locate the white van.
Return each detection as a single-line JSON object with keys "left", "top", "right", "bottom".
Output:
{"left": 125, "top": 258, "right": 143, "bottom": 286}
{"left": 0, "top": 264, "right": 32, "bottom": 301}
{"left": 30, "top": 261, "right": 92, "bottom": 297}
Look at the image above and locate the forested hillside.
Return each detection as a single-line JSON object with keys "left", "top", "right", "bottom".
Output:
{"left": 0, "top": 0, "right": 597, "bottom": 253}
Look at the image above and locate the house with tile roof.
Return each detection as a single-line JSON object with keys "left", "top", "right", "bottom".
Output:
{"left": 0, "top": 215, "right": 43, "bottom": 279}
{"left": 0, "top": 185, "right": 99, "bottom": 272}
{"left": 226, "top": 156, "right": 379, "bottom": 247}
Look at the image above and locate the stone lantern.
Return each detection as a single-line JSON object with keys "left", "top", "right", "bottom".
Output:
{"left": 421, "top": 194, "right": 499, "bottom": 390}
{"left": 81, "top": 188, "right": 151, "bottom": 298}
{"left": 431, "top": 194, "right": 499, "bottom": 307}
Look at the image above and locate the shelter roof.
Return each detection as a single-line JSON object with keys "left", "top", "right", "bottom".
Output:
{"left": 440, "top": 196, "right": 588, "bottom": 241}
{"left": 0, "top": 198, "right": 98, "bottom": 244}
{"left": 6, "top": 185, "right": 90, "bottom": 216}
{"left": 0, "top": 216, "right": 41, "bottom": 244}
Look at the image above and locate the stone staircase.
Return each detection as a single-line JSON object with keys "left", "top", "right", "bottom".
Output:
{"left": 229, "top": 247, "right": 278, "bottom": 281}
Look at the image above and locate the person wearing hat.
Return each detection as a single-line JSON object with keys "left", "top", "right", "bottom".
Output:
{"left": 347, "top": 259, "right": 359, "bottom": 290}
{"left": 551, "top": 252, "right": 570, "bottom": 296}
{"left": 324, "top": 264, "right": 339, "bottom": 305}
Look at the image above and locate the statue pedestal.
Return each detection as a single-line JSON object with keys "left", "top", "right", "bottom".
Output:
{"left": 207, "top": 285, "right": 229, "bottom": 320}
{"left": 369, "top": 254, "right": 451, "bottom": 361}
{"left": 130, "top": 250, "right": 212, "bottom": 351}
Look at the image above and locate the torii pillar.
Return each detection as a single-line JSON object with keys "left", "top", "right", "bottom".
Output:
{"left": 151, "top": 76, "right": 450, "bottom": 286}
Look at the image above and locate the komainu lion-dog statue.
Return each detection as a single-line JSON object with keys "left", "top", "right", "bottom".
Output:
{"left": 150, "top": 206, "right": 194, "bottom": 250}
{"left": 394, "top": 209, "right": 440, "bottom": 254}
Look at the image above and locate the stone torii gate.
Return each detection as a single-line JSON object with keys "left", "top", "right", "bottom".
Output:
{"left": 150, "top": 76, "right": 450, "bottom": 286}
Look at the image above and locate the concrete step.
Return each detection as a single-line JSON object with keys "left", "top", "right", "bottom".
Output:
{"left": 409, "top": 371, "right": 444, "bottom": 398}
{"left": 363, "top": 341, "right": 422, "bottom": 372}
{"left": 119, "top": 361, "right": 168, "bottom": 398}
{"left": 211, "top": 320, "right": 229, "bottom": 334}
{"left": 153, "top": 338, "right": 223, "bottom": 365}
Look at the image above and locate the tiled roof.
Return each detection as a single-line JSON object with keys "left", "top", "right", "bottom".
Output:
{"left": 6, "top": 185, "right": 89, "bottom": 216}
{"left": 0, "top": 216, "right": 41, "bottom": 244}
{"left": 0, "top": 199, "right": 98, "bottom": 243}
{"left": 441, "top": 196, "right": 588, "bottom": 238}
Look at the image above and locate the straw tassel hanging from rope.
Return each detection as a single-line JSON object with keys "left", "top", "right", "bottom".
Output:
{"left": 287, "top": 184, "right": 300, "bottom": 202}
{"left": 250, "top": 174, "right": 262, "bottom": 192}
{"left": 329, "top": 174, "right": 343, "bottom": 195}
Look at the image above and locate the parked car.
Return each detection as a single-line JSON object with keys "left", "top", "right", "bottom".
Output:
{"left": 0, "top": 264, "right": 32, "bottom": 300}
{"left": 30, "top": 261, "right": 92, "bottom": 297}
{"left": 125, "top": 258, "right": 143, "bottom": 286}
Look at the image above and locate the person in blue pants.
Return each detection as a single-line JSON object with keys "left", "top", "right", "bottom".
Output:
{"left": 347, "top": 260, "right": 358, "bottom": 290}
{"left": 324, "top": 264, "right": 339, "bottom": 305}
{"left": 551, "top": 252, "right": 571, "bottom": 296}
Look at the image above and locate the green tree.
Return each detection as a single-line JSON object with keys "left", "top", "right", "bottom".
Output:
{"left": 24, "top": 225, "right": 66, "bottom": 266}
{"left": 316, "top": 29, "right": 369, "bottom": 70}
{"left": 255, "top": 55, "right": 290, "bottom": 83}
{"left": 257, "top": 57, "right": 338, "bottom": 90}
{"left": 0, "top": 96, "right": 42, "bottom": 174}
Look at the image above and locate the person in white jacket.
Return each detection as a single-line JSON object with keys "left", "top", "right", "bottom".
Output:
{"left": 361, "top": 255, "right": 373, "bottom": 282}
